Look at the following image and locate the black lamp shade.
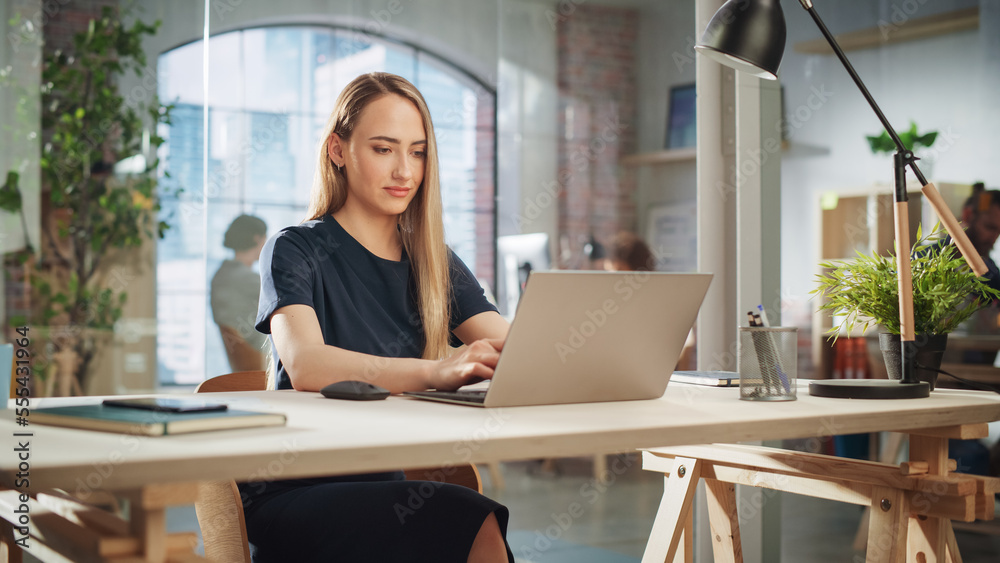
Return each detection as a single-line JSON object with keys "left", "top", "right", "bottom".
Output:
{"left": 695, "top": 0, "right": 787, "bottom": 80}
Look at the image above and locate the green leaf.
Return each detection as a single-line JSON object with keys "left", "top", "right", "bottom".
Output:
{"left": 0, "top": 171, "right": 22, "bottom": 212}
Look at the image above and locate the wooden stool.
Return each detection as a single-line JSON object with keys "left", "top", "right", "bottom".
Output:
{"left": 640, "top": 424, "right": 1000, "bottom": 563}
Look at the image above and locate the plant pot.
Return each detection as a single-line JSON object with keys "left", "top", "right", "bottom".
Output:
{"left": 878, "top": 333, "right": 948, "bottom": 391}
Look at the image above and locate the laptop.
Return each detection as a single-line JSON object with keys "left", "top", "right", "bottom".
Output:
{"left": 403, "top": 271, "right": 712, "bottom": 407}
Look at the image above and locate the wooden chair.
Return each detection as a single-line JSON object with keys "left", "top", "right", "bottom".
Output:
{"left": 193, "top": 371, "right": 483, "bottom": 563}
{"left": 218, "top": 325, "right": 265, "bottom": 373}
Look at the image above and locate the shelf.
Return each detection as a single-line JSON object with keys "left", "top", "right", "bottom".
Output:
{"left": 621, "top": 147, "right": 696, "bottom": 166}
{"left": 794, "top": 7, "right": 978, "bottom": 54}
{"left": 622, "top": 141, "right": 828, "bottom": 167}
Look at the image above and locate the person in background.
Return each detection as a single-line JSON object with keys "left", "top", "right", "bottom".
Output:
{"left": 958, "top": 182, "right": 1000, "bottom": 293}
{"left": 246, "top": 72, "right": 513, "bottom": 562}
{"left": 210, "top": 214, "right": 268, "bottom": 369}
{"left": 603, "top": 230, "right": 655, "bottom": 272}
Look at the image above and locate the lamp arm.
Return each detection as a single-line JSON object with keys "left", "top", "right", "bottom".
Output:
{"left": 799, "top": 0, "right": 988, "bottom": 277}
{"left": 798, "top": 2, "right": 908, "bottom": 156}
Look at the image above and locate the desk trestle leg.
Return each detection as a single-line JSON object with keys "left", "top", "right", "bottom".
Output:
{"left": 704, "top": 479, "right": 742, "bottom": 562}
{"left": 642, "top": 456, "right": 700, "bottom": 563}
{"left": 640, "top": 430, "right": 1000, "bottom": 563}
{"left": 867, "top": 486, "right": 908, "bottom": 563}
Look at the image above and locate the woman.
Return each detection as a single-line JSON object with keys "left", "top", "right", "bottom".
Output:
{"left": 210, "top": 214, "right": 268, "bottom": 370}
{"left": 244, "top": 73, "right": 513, "bottom": 562}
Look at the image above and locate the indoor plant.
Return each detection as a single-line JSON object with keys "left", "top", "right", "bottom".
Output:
{"left": 812, "top": 225, "right": 1000, "bottom": 388}
{"left": 867, "top": 121, "right": 939, "bottom": 177}
{"left": 6, "top": 7, "right": 174, "bottom": 395}
{"left": 866, "top": 121, "right": 938, "bottom": 155}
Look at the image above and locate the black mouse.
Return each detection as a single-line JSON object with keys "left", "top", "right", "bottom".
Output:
{"left": 320, "top": 380, "right": 390, "bottom": 401}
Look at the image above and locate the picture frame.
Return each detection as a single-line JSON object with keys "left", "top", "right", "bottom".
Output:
{"left": 665, "top": 83, "right": 696, "bottom": 149}
{"left": 645, "top": 202, "right": 697, "bottom": 272}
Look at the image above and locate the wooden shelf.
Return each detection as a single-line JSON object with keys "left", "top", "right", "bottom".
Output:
{"left": 622, "top": 141, "right": 829, "bottom": 167}
{"left": 794, "top": 7, "right": 978, "bottom": 54}
{"left": 621, "top": 147, "right": 696, "bottom": 166}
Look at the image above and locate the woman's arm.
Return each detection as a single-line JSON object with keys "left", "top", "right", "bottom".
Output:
{"left": 452, "top": 310, "right": 509, "bottom": 343}
{"left": 270, "top": 305, "right": 503, "bottom": 393}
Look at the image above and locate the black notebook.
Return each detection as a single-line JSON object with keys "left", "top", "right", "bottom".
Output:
{"left": 31, "top": 403, "right": 287, "bottom": 436}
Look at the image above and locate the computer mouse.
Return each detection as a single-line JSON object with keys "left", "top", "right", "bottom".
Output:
{"left": 320, "top": 380, "right": 391, "bottom": 401}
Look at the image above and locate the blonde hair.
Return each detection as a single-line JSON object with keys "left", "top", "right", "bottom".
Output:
{"left": 306, "top": 72, "right": 451, "bottom": 360}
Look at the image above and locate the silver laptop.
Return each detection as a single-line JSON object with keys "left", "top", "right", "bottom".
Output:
{"left": 404, "top": 271, "right": 712, "bottom": 407}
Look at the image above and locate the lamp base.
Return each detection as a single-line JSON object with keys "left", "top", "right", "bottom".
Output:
{"left": 808, "top": 379, "right": 930, "bottom": 399}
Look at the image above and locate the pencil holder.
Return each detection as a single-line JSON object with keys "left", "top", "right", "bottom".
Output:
{"left": 738, "top": 327, "right": 797, "bottom": 401}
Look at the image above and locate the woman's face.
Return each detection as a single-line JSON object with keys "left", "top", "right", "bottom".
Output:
{"left": 330, "top": 94, "right": 427, "bottom": 220}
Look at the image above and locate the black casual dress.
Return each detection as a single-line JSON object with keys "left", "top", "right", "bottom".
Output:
{"left": 240, "top": 215, "right": 513, "bottom": 562}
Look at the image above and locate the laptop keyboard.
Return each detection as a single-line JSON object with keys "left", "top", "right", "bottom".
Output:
{"left": 404, "top": 389, "right": 488, "bottom": 404}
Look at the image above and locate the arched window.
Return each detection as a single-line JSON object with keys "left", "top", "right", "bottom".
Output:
{"left": 156, "top": 26, "right": 496, "bottom": 385}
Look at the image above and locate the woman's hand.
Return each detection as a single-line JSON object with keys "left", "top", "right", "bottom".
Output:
{"left": 428, "top": 338, "right": 505, "bottom": 391}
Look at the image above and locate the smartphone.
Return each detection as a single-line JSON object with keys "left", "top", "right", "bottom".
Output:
{"left": 102, "top": 398, "right": 229, "bottom": 413}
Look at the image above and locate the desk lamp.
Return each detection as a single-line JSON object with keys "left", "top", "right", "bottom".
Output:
{"left": 695, "top": 0, "right": 988, "bottom": 399}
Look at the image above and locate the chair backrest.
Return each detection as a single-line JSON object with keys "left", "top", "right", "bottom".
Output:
{"left": 404, "top": 464, "right": 482, "bottom": 493}
{"left": 195, "top": 370, "right": 267, "bottom": 394}
{"left": 194, "top": 371, "right": 265, "bottom": 563}
{"left": 218, "top": 325, "right": 265, "bottom": 373}
{"left": 193, "top": 371, "right": 483, "bottom": 563}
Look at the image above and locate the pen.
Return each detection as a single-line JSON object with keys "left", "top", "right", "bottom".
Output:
{"left": 747, "top": 311, "right": 777, "bottom": 392}
{"left": 755, "top": 305, "right": 791, "bottom": 393}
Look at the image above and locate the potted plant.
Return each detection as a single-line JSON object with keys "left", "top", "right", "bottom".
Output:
{"left": 5, "top": 7, "right": 175, "bottom": 395}
{"left": 812, "top": 225, "right": 1000, "bottom": 389}
{"left": 867, "top": 121, "right": 939, "bottom": 177}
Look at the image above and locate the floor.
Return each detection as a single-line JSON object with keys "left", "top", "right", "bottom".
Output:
{"left": 25, "top": 453, "right": 1000, "bottom": 562}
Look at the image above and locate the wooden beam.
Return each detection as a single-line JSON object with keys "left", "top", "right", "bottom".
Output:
{"left": 903, "top": 424, "right": 989, "bottom": 440}
{"left": 793, "top": 7, "right": 979, "bottom": 55}
{"left": 704, "top": 479, "right": 742, "bottom": 563}
{"left": 644, "top": 444, "right": 976, "bottom": 496}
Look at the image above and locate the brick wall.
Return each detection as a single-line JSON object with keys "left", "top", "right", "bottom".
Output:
{"left": 475, "top": 98, "right": 496, "bottom": 288}
{"left": 557, "top": 5, "right": 638, "bottom": 270}
{"left": 42, "top": 0, "right": 119, "bottom": 54}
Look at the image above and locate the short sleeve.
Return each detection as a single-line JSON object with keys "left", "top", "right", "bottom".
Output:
{"left": 448, "top": 250, "right": 498, "bottom": 331}
{"left": 256, "top": 230, "right": 319, "bottom": 334}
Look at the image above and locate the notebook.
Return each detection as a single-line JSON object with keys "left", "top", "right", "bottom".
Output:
{"left": 30, "top": 402, "right": 287, "bottom": 436}
{"left": 404, "top": 271, "right": 712, "bottom": 407}
{"left": 670, "top": 370, "right": 740, "bottom": 387}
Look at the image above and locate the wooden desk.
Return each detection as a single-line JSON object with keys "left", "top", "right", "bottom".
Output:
{"left": 2, "top": 384, "right": 1000, "bottom": 561}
